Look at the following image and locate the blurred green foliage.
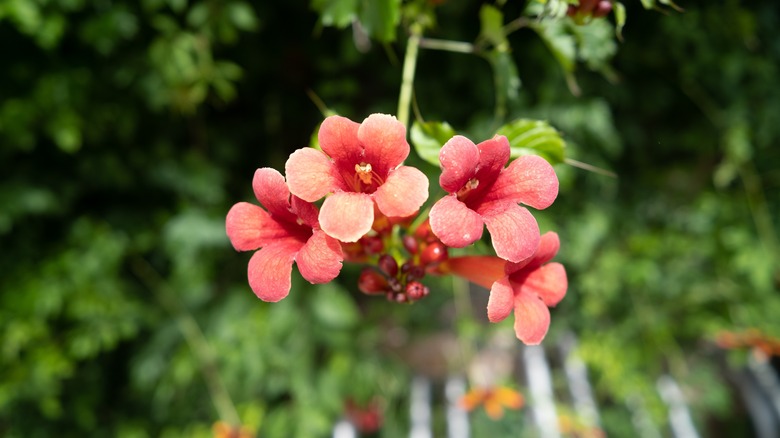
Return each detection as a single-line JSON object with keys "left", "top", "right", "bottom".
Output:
{"left": 1, "top": 0, "right": 778, "bottom": 436}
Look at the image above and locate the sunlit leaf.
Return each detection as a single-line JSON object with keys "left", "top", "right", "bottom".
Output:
{"left": 531, "top": 19, "right": 576, "bottom": 73}
{"left": 614, "top": 2, "right": 626, "bottom": 40}
{"left": 227, "top": 1, "right": 259, "bottom": 32}
{"left": 479, "top": 4, "right": 507, "bottom": 48}
{"left": 410, "top": 120, "right": 456, "bottom": 167}
{"left": 496, "top": 118, "right": 566, "bottom": 164}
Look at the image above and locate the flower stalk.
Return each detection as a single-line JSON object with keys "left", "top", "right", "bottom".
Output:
{"left": 397, "top": 23, "right": 422, "bottom": 130}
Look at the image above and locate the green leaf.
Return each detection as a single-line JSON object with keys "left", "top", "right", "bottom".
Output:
{"left": 479, "top": 4, "right": 507, "bottom": 48}
{"left": 571, "top": 17, "right": 617, "bottom": 72}
{"left": 311, "top": 0, "right": 358, "bottom": 29}
{"left": 358, "top": 0, "right": 400, "bottom": 42}
{"left": 227, "top": 1, "right": 259, "bottom": 32}
{"left": 531, "top": 19, "right": 575, "bottom": 73}
{"left": 496, "top": 118, "right": 566, "bottom": 164}
{"left": 614, "top": 2, "right": 626, "bottom": 40}
{"left": 410, "top": 120, "right": 456, "bottom": 167}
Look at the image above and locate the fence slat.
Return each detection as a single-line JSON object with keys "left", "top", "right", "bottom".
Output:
{"left": 522, "top": 344, "right": 562, "bottom": 438}
{"left": 332, "top": 419, "right": 357, "bottom": 438}
{"left": 410, "top": 376, "right": 433, "bottom": 438}
{"left": 559, "top": 333, "right": 601, "bottom": 429}
{"left": 445, "top": 376, "right": 469, "bottom": 438}
{"left": 657, "top": 374, "right": 700, "bottom": 438}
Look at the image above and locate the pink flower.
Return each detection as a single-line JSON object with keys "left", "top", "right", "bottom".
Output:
{"left": 443, "top": 232, "right": 567, "bottom": 345}
{"left": 225, "top": 168, "right": 343, "bottom": 302}
{"left": 285, "top": 114, "right": 429, "bottom": 243}
{"left": 429, "top": 135, "right": 558, "bottom": 262}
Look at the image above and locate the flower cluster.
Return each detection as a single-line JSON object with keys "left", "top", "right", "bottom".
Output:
{"left": 226, "top": 113, "right": 567, "bottom": 344}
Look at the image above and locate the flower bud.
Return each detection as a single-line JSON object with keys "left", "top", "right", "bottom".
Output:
{"left": 358, "top": 268, "right": 387, "bottom": 295}
{"left": 378, "top": 254, "right": 399, "bottom": 277}
{"left": 405, "top": 281, "right": 429, "bottom": 301}
{"left": 402, "top": 235, "right": 419, "bottom": 254}
{"left": 420, "top": 242, "right": 449, "bottom": 266}
{"left": 387, "top": 277, "right": 403, "bottom": 293}
{"left": 402, "top": 262, "right": 425, "bottom": 281}
{"left": 360, "top": 235, "right": 384, "bottom": 255}
{"left": 579, "top": 0, "right": 598, "bottom": 14}
{"left": 593, "top": 0, "right": 612, "bottom": 18}
{"left": 414, "top": 218, "right": 436, "bottom": 243}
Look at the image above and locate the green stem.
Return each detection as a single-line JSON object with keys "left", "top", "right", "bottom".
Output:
{"left": 131, "top": 257, "right": 241, "bottom": 427}
{"left": 418, "top": 38, "right": 474, "bottom": 54}
{"left": 397, "top": 24, "right": 422, "bottom": 130}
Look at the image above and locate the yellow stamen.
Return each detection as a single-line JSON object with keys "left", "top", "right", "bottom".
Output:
{"left": 355, "top": 162, "right": 374, "bottom": 185}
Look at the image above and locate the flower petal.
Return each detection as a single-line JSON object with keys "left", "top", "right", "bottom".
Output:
{"left": 442, "top": 256, "right": 506, "bottom": 290}
{"left": 438, "top": 135, "right": 479, "bottom": 194}
{"left": 515, "top": 262, "right": 567, "bottom": 307}
{"left": 318, "top": 115, "right": 364, "bottom": 166}
{"left": 484, "top": 398, "right": 505, "bottom": 420}
{"left": 319, "top": 192, "right": 374, "bottom": 242}
{"left": 285, "top": 147, "right": 345, "bottom": 202}
{"left": 506, "top": 231, "right": 560, "bottom": 273}
{"left": 480, "top": 202, "right": 540, "bottom": 263}
{"left": 484, "top": 155, "right": 559, "bottom": 209}
{"left": 296, "top": 230, "right": 344, "bottom": 284}
{"left": 429, "top": 195, "right": 484, "bottom": 248}
{"left": 226, "top": 202, "right": 290, "bottom": 251}
{"left": 359, "top": 114, "right": 409, "bottom": 176}
{"left": 253, "top": 168, "right": 294, "bottom": 220}
{"left": 474, "top": 135, "right": 511, "bottom": 185}
{"left": 247, "top": 241, "right": 301, "bottom": 302}
{"left": 373, "top": 165, "right": 429, "bottom": 218}
{"left": 460, "top": 389, "right": 486, "bottom": 411}
{"left": 487, "top": 277, "right": 514, "bottom": 323}
{"left": 513, "top": 291, "right": 551, "bottom": 345}
{"left": 494, "top": 387, "right": 524, "bottom": 410}
{"left": 290, "top": 196, "right": 320, "bottom": 229}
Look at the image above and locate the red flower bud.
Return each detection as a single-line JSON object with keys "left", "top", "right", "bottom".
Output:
{"left": 414, "top": 218, "right": 436, "bottom": 243}
{"left": 402, "top": 235, "right": 419, "bottom": 254}
{"left": 579, "top": 0, "right": 598, "bottom": 14}
{"left": 360, "top": 235, "right": 384, "bottom": 255}
{"left": 402, "top": 262, "right": 425, "bottom": 281}
{"left": 358, "top": 268, "right": 387, "bottom": 295}
{"left": 420, "top": 242, "right": 449, "bottom": 266}
{"left": 406, "top": 281, "right": 429, "bottom": 301}
{"left": 378, "top": 254, "right": 399, "bottom": 277}
{"left": 593, "top": 0, "right": 612, "bottom": 18}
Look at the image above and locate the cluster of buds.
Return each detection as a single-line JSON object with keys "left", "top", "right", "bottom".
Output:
{"left": 567, "top": 0, "right": 613, "bottom": 24}
{"left": 356, "top": 218, "right": 448, "bottom": 303}
{"left": 226, "top": 113, "right": 568, "bottom": 344}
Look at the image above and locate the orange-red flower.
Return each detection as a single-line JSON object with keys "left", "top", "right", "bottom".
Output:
{"left": 429, "top": 134, "right": 558, "bottom": 263}
{"left": 441, "top": 232, "right": 567, "bottom": 345}
{"left": 225, "top": 168, "right": 343, "bottom": 302}
{"left": 460, "top": 385, "right": 524, "bottom": 420}
{"left": 285, "top": 114, "right": 429, "bottom": 243}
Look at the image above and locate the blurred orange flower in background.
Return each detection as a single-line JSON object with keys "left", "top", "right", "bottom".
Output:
{"left": 460, "top": 385, "right": 524, "bottom": 420}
